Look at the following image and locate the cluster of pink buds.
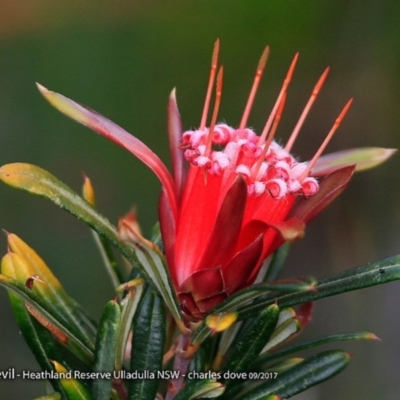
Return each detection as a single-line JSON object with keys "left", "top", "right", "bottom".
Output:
{"left": 181, "top": 123, "right": 318, "bottom": 199}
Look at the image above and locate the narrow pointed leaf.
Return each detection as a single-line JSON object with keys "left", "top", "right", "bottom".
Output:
{"left": 0, "top": 163, "right": 183, "bottom": 326}
{"left": 0, "top": 271, "right": 93, "bottom": 363}
{"left": 264, "top": 243, "right": 290, "bottom": 281}
{"left": 312, "top": 147, "right": 396, "bottom": 176}
{"left": 115, "top": 282, "right": 144, "bottom": 371}
{"left": 221, "top": 304, "right": 280, "bottom": 384}
{"left": 212, "top": 322, "right": 242, "bottom": 370}
{"left": 173, "top": 380, "right": 225, "bottom": 400}
{"left": 83, "top": 175, "right": 123, "bottom": 287}
{"left": 7, "top": 234, "right": 96, "bottom": 349}
{"left": 206, "top": 312, "right": 238, "bottom": 334}
{"left": 134, "top": 246, "right": 183, "bottom": 330}
{"left": 52, "top": 361, "right": 92, "bottom": 400}
{"left": 92, "top": 301, "right": 121, "bottom": 400}
{"left": 192, "top": 278, "right": 314, "bottom": 346}
{"left": 92, "top": 233, "right": 123, "bottom": 288}
{"left": 267, "top": 358, "right": 304, "bottom": 374}
{"left": 34, "top": 394, "right": 62, "bottom": 400}
{"left": 233, "top": 390, "right": 284, "bottom": 400}
{"left": 229, "top": 361, "right": 301, "bottom": 400}
{"left": 37, "top": 83, "right": 177, "bottom": 219}
{"left": 237, "top": 254, "right": 400, "bottom": 320}
{"left": 3, "top": 286, "right": 69, "bottom": 395}
{"left": 2, "top": 254, "right": 90, "bottom": 394}
{"left": 262, "top": 308, "right": 300, "bottom": 353}
{"left": 217, "top": 277, "right": 315, "bottom": 314}
{"left": 128, "top": 290, "right": 165, "bottom": 400}
{"left": 240, "top": 350, "right": 350, "bottom": 400}
{"left": 257, "top": 331, "right": 379, "bottom": 367}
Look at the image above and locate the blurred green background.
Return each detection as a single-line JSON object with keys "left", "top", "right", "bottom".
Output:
{"left": 0, "top": 1, "right": 400, "bottom": 398}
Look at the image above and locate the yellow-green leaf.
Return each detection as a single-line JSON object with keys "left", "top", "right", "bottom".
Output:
{"left": 52, "top": 361, "right": 91, "bottom": 400}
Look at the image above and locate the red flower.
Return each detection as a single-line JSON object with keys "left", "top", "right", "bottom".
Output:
{"left": 37, "top": 41, "right": 393, "bottom": 321}
{"left": 159, "top": 43, "right": 354, "bottom": 320}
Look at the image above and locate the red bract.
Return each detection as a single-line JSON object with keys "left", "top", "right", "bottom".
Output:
{"left": 38, "top": 42, "right": 371, "bottom": 321}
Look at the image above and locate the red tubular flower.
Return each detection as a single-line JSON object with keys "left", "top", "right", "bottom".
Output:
{"left": 38, "top": 41, "right": 393, "bottom": 321}
{"left": 160, "top": 43, "right": 355, "bottom": 320}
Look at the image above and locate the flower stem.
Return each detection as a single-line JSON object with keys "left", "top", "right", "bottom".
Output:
{"left": 165, "top": 333, "right": 193, "bottom": 400}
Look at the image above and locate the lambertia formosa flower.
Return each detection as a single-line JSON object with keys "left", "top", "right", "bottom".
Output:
{"left": 37, "top": 40, "right": 395, "bottom": 321}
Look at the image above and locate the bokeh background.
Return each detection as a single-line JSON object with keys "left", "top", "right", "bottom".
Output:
{"left": 0, "top": 1, "right": 399, "bottom": 399}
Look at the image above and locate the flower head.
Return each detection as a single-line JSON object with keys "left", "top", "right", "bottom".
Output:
{"left": 159, "top": 42, "right": 355, "bottom": 320}
{"left": 37, "top": 41, "right": 394, "bottom": 321}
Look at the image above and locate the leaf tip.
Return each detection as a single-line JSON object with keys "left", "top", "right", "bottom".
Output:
{"left": 206, "top": 311, "right": 238, "bottom": 334}
{"left": 365, "top": 332, "right": 381, "bottom": 342}
{"left": 36, "top": 82, "right": 49, "bottom": 95}
{"left": 170, "top": 87, "right": 177, "bottom": 100}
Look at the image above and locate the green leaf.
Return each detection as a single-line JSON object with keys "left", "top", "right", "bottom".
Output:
{"left": 6, "top": 292, "right": 69, "bottom": 397}
{"left": 237, "top": 254, "right": 400, "bottom": 320}
{"left": 192, "top": 278, "right": 313, "bottom": 346}
{"left": 82, "top": 174, "right": 123, "bottom": 287}
{"left": 134, "top": 245, "right": 184, "bottom": 331}
{"left": 150, "top": 222, "right": 164, "bottom": 252}
{"left": 92, "top": 232, "right": 124, "bottom": 288}
{"left": 6, "top": 233, "right": 96, "bottom": 351}
{"left": 92, "top": 301, "right": 122, "bottom": 400}
{"left": 312, "top": 147, "right": 397, "bottom": 176}
{"left": 128, "top": 289, "right": 166, "bottom": 400}
{"left": 173, "top": 379, "right": 225, "bottom": 400}
{"left": 212, "top": 322, "right": 242, "bottom": 371}
{"left": 0, "top": 162, "right": 183, "bottom": 327}
{"left": 239, "top": 350, "right": 350, "bottom": 399}
{"left": 52, "top": 361, "right": 92, "bottom": 400}
{"left": 266, "top": 358, "right": 304, "bottom": 374}
{"left": 264, "top": 243, "right": 290, "bottom": 281}
{"left": 221, "top": 304, "right": 280, "bottom": 384}
{"left": 260, "top": 396, "right": 282, "bottom": 400}
{"left": 228, "top": 359, "right": 304, "bottom": 400}
{"left": 33, "top": 393, "right": 62, "bottom": 400}
{"left": 115, "top": 281, "right": 144, "bottom": 371}
{"left": 0, "top": 272, "right": 93, "bottom": 364}
{"left": 261, "top": 308, "right": 300, "bottom": 353}
{"left": 256, "top": 331, "right": 379, "bottom": 368}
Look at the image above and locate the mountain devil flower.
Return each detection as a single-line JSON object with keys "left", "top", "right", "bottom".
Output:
{"left": 37, "top": 41, "right": 394, "bottom": 321}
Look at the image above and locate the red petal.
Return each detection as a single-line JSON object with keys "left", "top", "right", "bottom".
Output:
{"left": 179, "top": 267, "right": 224, "bottom": 301}
{"left": 174, "top": 167, "right": 222, "bottom": 285}
{"left": 267, "top": 218, "right": 306, "bottom": 256}
{"left": 289, "top": 165, "right": 355, "bottom": 223}
{"left": 179, "top": 292, "right": 201, "bottom": 321}
{"left": 223, "top": 233, "right": 264, "bottom": 294}
{"left": 168, "top": 89, "right": 188, "bottom": 201}
{"left": 196, "top": 294, "right": 228, "bottom": 315}
{"left": 235, "top": 220, "right": 266, "bottom": 252}
{"left": 268, "top": 218, "right": 305, "bottom": 242}
{"left": 158, "top": 189, "right": 177, "bottom": 285}
{"left": 195, "top": 176, "right": 247, "bottom": 273}
{"left": 244, "top": 193, "right": 296, "bottom": 227}
{"left": 179, "top": 291, "right": 228, "bottom": 321}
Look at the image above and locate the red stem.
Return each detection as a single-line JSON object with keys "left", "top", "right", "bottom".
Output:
{"left": 165, "top": 334, "right": 193, "bottom": 400}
